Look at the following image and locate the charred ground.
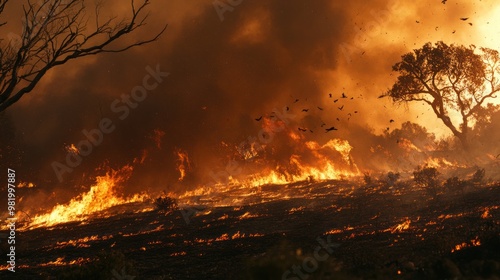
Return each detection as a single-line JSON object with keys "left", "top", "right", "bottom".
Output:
{"left": 1, "top": 177, "right": 499, "bottom": 279}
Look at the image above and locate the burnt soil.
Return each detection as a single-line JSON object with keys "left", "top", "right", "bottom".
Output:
{"left": 1, "top": 180, "right": 499, "bottom": 279}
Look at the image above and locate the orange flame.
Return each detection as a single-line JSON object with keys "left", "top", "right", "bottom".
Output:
{"left": 175, "top": 149, "right": 191, "bottom": 181}
{"left": 24, "top": 166, "right": 148, "bottom": 230}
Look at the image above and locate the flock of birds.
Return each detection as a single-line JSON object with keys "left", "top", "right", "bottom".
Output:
{"left": 254, "top": 92, "right": 365, "bottom": 134}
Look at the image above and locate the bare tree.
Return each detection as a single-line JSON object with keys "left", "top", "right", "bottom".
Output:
{"left": 0, "top": 0, "right": 166, "bottom": 112}
{"left": 384, "top": 41, "right": 500, "bottom": 150}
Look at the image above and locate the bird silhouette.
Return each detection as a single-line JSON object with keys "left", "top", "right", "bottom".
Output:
{"left": 334, "top": 99, "right": 339, "bottom": 103}
{"left": 338, "top": 105, "right": 344, "bottom": 111}
{"left": 325, "top": 126, "right": 338, "bottom": 132}
{"left": 416, "top": 20, "right": 420, "bottom": 23}
{"left": 298, "top": 127, "right": 307, "bottom": 132}
{"left": 294, "top": 99, "right": 299, "bottom": 103}
{"left": 468, "top": 22, "right": 473, "bottom": 26}
{"left": 336, "top": 118, "right": 340, "bottom": 121}
{"left": 320, "top": 122, "right": 326, "bottom": 127}
{"left": 341, "top": 92, "right": 347, "bottom": 98}
{"left": 354, "top": 111, "right": 358, "bottom": 113}
{"left": 348, "top": 113, "right": 352, "bottom": 116}
{"left": 329, "top": 93, "right": 332, "bottom": 98}
{"left": 302, "top": 109, "right": 309, "bottom": 112}
{"left": 286, "top": 106, "right": 290, "bottom": 111}
{"left": 255, "top": 116, "right": 263, "bottom": 121}
{"left": 389, "top": 119, "right": 394, "bottom": 123}
{"left": 378, "top": 95, "right": 385, "bottom": 99}
{"left": 460, "top": 17, "right": 468, "bottom": 21}
{"left": 317, "top": 106, "right": 323, "bottom": 111}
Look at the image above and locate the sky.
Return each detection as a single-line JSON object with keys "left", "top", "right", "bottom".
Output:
{"left": 1, "top": 0, "right": 499, "bottom": 195}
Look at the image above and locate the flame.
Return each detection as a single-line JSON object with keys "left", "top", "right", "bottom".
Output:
{"left": 17, "top": 181, "right": 35, "bottom": 188}
{"left": 24, "top": 166, "right": 147, "bottom": 230}
{"left": 175, "top": 149, "right": 191, "bottom": 181}
{"left": 451, "top": 236, "right": 482, "bottom": 252}
{"left": 481, "top": 208, "right": 490, "bottom": 219}
{"left": 151, "top": 129, "right": 166, "bottom": 149}
{"left": 65, "top": 143, "right": 79, "bottom": 154}
{"left": 390, "top": 218, "right": 411, "bottom": 233}
{"left": 39, "top": 257, "right": 91, "bottom": 267}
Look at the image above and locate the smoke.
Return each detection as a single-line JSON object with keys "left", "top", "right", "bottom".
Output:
{"left": 0, "top": 0, "right": 499, "bottom": 203}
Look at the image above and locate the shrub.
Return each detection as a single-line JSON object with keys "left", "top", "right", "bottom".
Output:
{"left": 154, "top": 196, "right": 178, "bottom": 213}
{"left": 386, "top": 171, "right": 401, "bottom": 187}
{"left": 444, "top": 176, "right": 467, "bottom": 194}
{"left": 413, "top": 166, "right": 440, "bottom": 198}
{"left": 471, "top": 168, "right": 486, "bottom": 184}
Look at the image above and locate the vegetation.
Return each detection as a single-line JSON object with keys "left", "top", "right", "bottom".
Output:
{"left": 0, "top": 0, "right": 166, "bottom": 112}
{"left": 384, "top": 42, "right": 500, "bottom": 149}
{"left": 154, "top": 195, "right": 178, "bottom": 213}
{"left": 413, "top": 165, "right": 441, "bottom": 198}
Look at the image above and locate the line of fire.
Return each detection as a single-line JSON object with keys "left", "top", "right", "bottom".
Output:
{"left": 0, "top": 1, "right": 499, "bottom": 279}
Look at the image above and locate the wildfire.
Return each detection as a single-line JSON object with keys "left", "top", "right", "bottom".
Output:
{"left": 175, "top": 149, "right": 191, "bottom": 181}
{"left": 24, "top": 166, "right": 148, "bottom": 230}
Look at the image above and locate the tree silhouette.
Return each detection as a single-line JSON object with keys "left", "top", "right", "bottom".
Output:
{"left": 0, "top": 0, "right": 166, "bottom": 112}
{"left": 384, "top": 41, "right": 500, "bottom": 150}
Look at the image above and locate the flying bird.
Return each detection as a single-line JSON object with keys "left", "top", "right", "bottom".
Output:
{"left": 389, "top": 119, "right": 394, "bottom": 123}
{"left": 354, "top": 111, "right": 358, "bottom": 113}
{"left": 294, "top": 99, "right": 299, "bottom": 103}
{"left": 325, "top": 126, "right": 338, "bottom": 132}
{"left": 468, "top": 22, "right": 473, "bottom": 26}
{"left": 441, "top": 0, "right": 447, "bottom": 3}
{"left": 255, "top": 116, "right": 263, "bottom": 121}
{"left": 378, "top": 95, "right": 385, "bottom": 99}
{"left": 317, "top": 106, "right": 323, "bottom": 111}
{"left": 320, "top": 122, "right": 326, "bottom": 127}
{"left": 334, "top": 99, "right": 339, "bottom": 103}
{"left": 338, "top": 105, "right": 344, "bottom": 111}
{"left": 460, "top": 17, "right": 468, "bottom": 21}
{"left": 336, "top": 118, "right": 340, "bottom": 121}
{"left": 329, "top": 93, "right": 332, "bottom": 98}
{"left": 416, "top": 20, "right": 420, "bottom": 23}
{"left": 298, "top": 127, "right": 307, "bottom": 132}
{"left": 341, "top": 92, "right": 347, "bottom": 98}
{"left": 286, "top": 106, "right": 290, "bottom": 111}
{"left": 302, "top": 109, "right": 309, "bottom": 112}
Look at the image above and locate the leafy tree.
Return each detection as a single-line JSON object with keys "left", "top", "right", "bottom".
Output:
{"left": 0, "top": 0, "right": 166, "bottom": 112}
{"left": 384, "top": 42, "right": 500, "bottom": 149}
